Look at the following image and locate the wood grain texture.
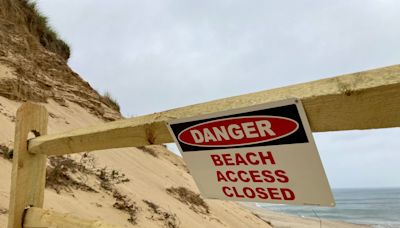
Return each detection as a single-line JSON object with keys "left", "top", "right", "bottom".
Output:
{"left": 23, "top": 207, "right": 123, "bottom": 228}
{"left": 8, "top": 103, "right": 48, "bottom": 228}
{"left": 29, "top": 64, "right": 400, "bottom": 156}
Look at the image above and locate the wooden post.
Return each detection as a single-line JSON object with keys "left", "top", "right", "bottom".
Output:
{"left": 8, "top": 103, "right": 48, "bottom": 228}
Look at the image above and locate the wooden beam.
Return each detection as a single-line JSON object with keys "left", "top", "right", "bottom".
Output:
{"left": 23, "top": 207, "right": 123, "bottom": 228}
{"left": 29, "top": 64, "right": 400, "bottom": 156}
{"left": 8, "top": 103, "right": 48, "bottom": 228}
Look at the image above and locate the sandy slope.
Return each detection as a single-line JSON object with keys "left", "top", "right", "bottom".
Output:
{"left": 0, "top": 97, "right": 372, "bottom": 228}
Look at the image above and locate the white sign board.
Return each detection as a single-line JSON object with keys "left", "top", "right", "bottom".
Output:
{"left": 167, "top": 98, "right": 335, "bottom": 207}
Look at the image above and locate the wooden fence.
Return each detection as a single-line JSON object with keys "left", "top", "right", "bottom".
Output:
{"left": 7, "top": 64, "right": 400, "bottom": 228}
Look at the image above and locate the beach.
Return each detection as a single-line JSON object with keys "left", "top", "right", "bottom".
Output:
{"left": 244, "top": 203, "right": 371, "bottom": 228}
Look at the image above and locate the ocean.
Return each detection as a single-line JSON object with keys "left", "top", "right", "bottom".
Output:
{"left": 256, "top": 188, "right": 400, "bottom": 228}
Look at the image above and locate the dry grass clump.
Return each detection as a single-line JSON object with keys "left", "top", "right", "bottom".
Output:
{"left": 113, "top": 190, "right": 139, "bottom": 224}
{"left": 101, "top": 91, "right": 120, "bottom": 112}
{"left": 46, "top": 153, "right": 138, "bottom": 224}
{"left": 166, "top": 187, "right": 209, "bottom": 214}
{"left": 138, "top": 146, "right": 159, "bottom": 157}
{"left": 143, "top": 200, "right": 180, "bottom": 228}
{"left": 46, "top": 155, "right": 97, "bottom": 194}
{"left": 96, "top": 167, "right": 130, "bottom": 191}
{"left": 46, "top": 153, "right": 130, "bottom": 194}
{"left": 0, "top": 144, "right": 12, "bottom": 160}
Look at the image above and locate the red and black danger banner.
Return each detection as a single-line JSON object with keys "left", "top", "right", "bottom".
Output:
{"left": 167, "top": 98, "right": 335, "bottom": 207}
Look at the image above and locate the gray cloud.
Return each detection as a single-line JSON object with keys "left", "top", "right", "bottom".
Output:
{"left": 37, "top": 0, "right": 400, "bottom": 188}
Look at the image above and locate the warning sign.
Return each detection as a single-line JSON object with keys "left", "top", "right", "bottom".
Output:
{"left": 167, "top": 99, "right": 335, "bottom": 207}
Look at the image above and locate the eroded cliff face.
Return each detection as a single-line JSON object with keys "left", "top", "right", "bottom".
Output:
{"left": 0, "top": 0, "right": 121, "bottom": 121}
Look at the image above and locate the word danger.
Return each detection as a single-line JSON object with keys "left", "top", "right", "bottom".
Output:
{"left": 191, "top": 120, "right": 275, "bottom": 142}
{"left": 210, "top": 151, "right": 296, "bottom": 201}
{"left": 178, "top": 116, "right": 298, "bottom": 147}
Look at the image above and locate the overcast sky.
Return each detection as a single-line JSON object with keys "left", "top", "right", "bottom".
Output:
{"left": 36, "top": 0, "right": 400, "bottom": 189}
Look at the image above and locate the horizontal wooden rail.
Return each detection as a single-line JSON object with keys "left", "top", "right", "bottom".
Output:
{"left": 29, "top": 64, "right": 400, "bottom": 156}
{"left": 24, "top": 207, "right": 123, "bottom": 228}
